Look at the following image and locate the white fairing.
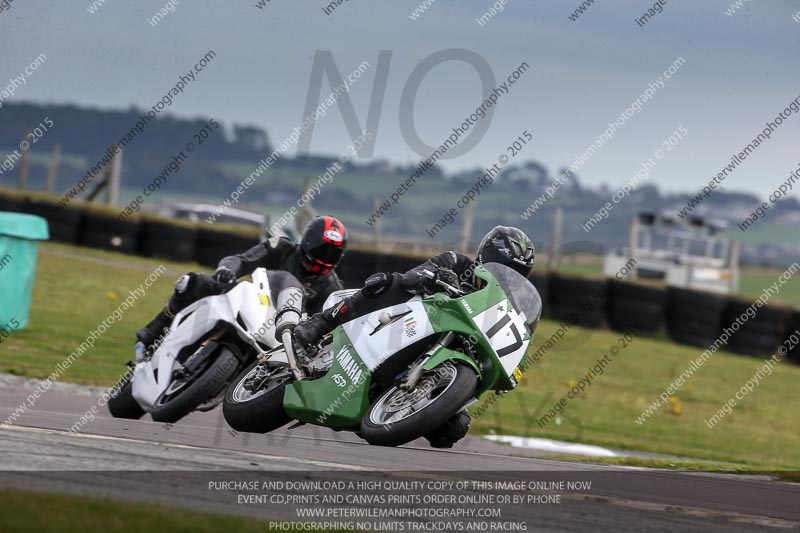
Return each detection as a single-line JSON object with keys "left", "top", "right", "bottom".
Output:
{"left": 341, "top": 295, "right": 530, "bottom": 381}
{"left": 470, "top": 297, "right": 530, "bottom": 378}
{"left": 132, "top": 269, "right": 278, "bottom": 411}
{"left": 341, "top": 297, "right": 433, "bottom": 371}
{"left": 322, "top": 289, "right": 360, "bottom": 312}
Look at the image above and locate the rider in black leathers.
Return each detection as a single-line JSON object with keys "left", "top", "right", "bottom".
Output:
{"left": 294, "top": 225, "right": 536, "bottom": 448}
{"left": 135, "top": 216, "right": 348, "bottom": 350}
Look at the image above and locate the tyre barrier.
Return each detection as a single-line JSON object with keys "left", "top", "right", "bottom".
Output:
{"left": 0, "top": 193, "right": 25, "bottom": 214}
{"left": 783, "top": 311, "right": 800, "bottom": 364}
{"left": 2, "top": 189, "right": 797, "bottom": 360}
{"left": 138, "top": 219, "right": 197, "bottom": 263}
{"left": 23, "top": 198, "right": 82, "bottom": 244}
{"left": 196, "top": 227, "right": 259, "bottom": 268}
{"left": 666, "top": 287, "right": 726, "bottom": 348}
{"left": 79, "top": 211, "right": 140, "bottom": 254}
{"left": 607, "top": 281, "right": 667, "bottom": 336}
{"left": 721, "top": 299, "right": 788, "bottom": 357}
{"left": 336, "top": 249, "right": 418, "bottom": 289}
{"left": 529, "top": 272, "right": 549, "bottom": 317}
{"left": 335, "top": 249, "right": 374, "bottom": 288}
{"left": 548, "top": 275, "right": 608, "bottom": 328}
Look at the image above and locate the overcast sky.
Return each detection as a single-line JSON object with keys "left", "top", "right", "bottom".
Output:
{"left": 2, "top": 0, "right": 799, "bottom": 199}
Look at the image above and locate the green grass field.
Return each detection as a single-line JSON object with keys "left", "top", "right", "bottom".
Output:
{"left": 3, "top": 243, "right": 799, "bottom": 470}
{"left": 0, "top": 490, "right": 349, "bottom": 533}
{"left": 472, "top": 318, "right": 800, "bottom": 469}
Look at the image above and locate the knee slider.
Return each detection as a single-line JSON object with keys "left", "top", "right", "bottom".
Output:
{"left": 174, "top": 273, "right": 195, "bottom": 294}
{"left": 362, "top": 272, "right": 392, "bottom": 298}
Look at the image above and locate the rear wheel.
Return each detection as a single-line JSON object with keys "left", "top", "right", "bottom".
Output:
{"left": 223, "top": 361, "right": 293, "bottom": 433}
{"left": 360, "top": 362, "right": 477, "bottom": 447}
{"left": 150, "top": 349, "right": 239, "bottom": 423}
{"left": 107, "top": 371, "right": 145, "bottom": 419}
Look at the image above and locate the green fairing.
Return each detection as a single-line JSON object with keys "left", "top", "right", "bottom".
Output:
{"left": 422, "top": 267, "right": 529, "bottom": 394}
{"left": 283, "top": 332, "right": 371, "bottom": 429}
{"left": 284, "top": 264, "right": 535, "bottom": 429}
{"left": 422, "top": 348, "right": 481, "bottom": 377}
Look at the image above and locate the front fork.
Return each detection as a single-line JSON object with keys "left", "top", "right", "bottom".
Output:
{"left": 400, "top": 333, "right": 483, "bottom": 422}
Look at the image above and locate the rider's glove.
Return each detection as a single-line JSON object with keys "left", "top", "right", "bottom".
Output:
{"left": 293, "top": 313, "right": 332, "bottom": 352}
{"left": 434, "top": 268, "right": 459, "bottom": 292}
{"left": 213, "top": 266, "right": 237, "bottom": 285}
{"left": 401, "top": 267, "right": 459, "bottom": 295}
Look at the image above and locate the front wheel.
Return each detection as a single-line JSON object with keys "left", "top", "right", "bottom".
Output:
{"left": 150, "top": 349, "right": 239, "bottom": 423}
{"left": 361, "top": 362, "right": 477, "bottom": 447}
{"left": 223, "top": 361, "right": 294, "bottom": 433}
{"left": 107, "top": 371, "right": 145, "bottom": 419}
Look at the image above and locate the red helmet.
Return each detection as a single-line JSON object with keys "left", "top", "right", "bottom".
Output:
{"left": 300, "top": 216, "right": 348, "bottom": 276}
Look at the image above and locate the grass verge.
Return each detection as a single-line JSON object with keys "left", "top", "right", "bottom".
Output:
{"left": 467, "top": 320, "right": 800, "bottom": 470}
{"left": 544, "top": 455, "right": 800, "bottom": 483}
{"left": 0, "top": 489, "right": 351, "bottom": 533}
{"left": 2, "top": 242, "right": 798, "bottom": 470}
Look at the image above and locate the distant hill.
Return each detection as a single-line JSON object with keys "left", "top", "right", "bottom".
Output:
{"left": 1, "top": 101, "right": 797, "bottom": 267}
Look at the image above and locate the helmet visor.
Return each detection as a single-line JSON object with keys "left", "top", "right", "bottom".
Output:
{"left": 304, "top": 241, "right": 345, "bottom": 266}
{"left": 302, "top": 250, "right": 337, "bottom": 275}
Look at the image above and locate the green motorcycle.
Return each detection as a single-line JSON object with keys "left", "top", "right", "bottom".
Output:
{"left": 222, "top": 262, "right": 541, "bottom": 447}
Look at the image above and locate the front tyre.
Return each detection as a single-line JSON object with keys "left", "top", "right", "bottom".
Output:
{"left": 150, "top": 349, "right": 239, "bottom": 423}
{"left": 223, "top": 361, "right": 293, "bottom": 433}
{"left": 361, "top": 363, "right": 477, "bottom": 447}
{"left": 107, "top": 370, "right": 145, "bottom": 419}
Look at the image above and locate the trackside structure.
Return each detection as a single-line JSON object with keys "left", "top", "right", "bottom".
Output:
{"left": 604, "top": 212, "right": 739, "bottom": 294}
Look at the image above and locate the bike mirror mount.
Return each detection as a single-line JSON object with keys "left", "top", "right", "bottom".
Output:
{"left": 435, "top": 279, "right": 464, "bottom": 297}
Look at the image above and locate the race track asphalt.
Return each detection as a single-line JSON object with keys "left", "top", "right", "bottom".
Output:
{"left": 0, "top": 374, "right": 798, "bottom": 532}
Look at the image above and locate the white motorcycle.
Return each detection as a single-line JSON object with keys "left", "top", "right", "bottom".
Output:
{"left": 108, "top": 269, "right": 305, "bottom": 423}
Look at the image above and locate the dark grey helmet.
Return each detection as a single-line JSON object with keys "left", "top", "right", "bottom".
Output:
{"left": 476, "top": 226, "right": 535, "bottom": 278}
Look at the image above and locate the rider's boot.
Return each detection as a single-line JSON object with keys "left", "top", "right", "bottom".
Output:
{"left": 425, "top": 410, "right": 471, "bottom": 448}
{"left": 134, "top": 273, "right": 204, "bottom": 351}
{"left": 135, "top": 303, "right": 174, "bottom": 350}
{"left": 294, "top": 273, "right": 400, "bottom": 350}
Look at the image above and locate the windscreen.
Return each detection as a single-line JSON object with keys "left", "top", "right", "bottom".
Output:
{"left": 483, "top": 263, "right": 542, "bottom": 334}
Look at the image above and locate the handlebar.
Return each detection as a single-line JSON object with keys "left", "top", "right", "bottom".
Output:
{"left": 420, "top": 269, "right": 465, "bottom": 297}
{"left": 282, "top": 329, "right": 306, "bottom": 381}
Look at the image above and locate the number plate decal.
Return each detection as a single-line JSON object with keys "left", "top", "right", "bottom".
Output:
{"left": 472, "top": 299, "right": 530, "bottom": 378}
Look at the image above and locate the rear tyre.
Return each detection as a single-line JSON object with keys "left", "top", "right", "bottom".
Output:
{"left": 360, "top": 362, "right": 477, "bottom": 447}
{"left": 107, "top": 372, "right": 145, "bottom": 420}
{"left": 150, "top": 349, "right": 239, "bottom": 423}
{"left": 223, "top": 361, "right": 293, "bottom": 433}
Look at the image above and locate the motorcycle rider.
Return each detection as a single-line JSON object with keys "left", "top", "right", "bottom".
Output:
{"left": 135, "top": 216, "right": 348, "bottom": 356}
{"left": 293, "top": 225, "right": 536, "bottom": 448}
